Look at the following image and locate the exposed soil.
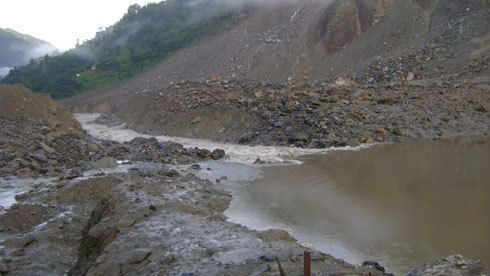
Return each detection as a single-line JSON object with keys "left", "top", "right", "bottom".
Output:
{"left": 0, "top": 85, "right": 103, "bottom": 178}
{"left": 65, "top": 0, "right": 489, "bottom": 111}
{"left": 0, "top": 84, "right": 227, "bottom": 178}
{"left": 3, "top": 163, "right": 487, "bottom": 275}
{"left": 2, "top": 1, "right": 490, "bottom": 275}
{"left": 0, "top": 84, "right": 82, "bottom": 135}
{"left": 65, "top": 0, "right": 489, "bottom": 147}
{"left": 77, "top": 78, "right": 489, "bottom": 148}
{"left": 1, "top": 85, "right": 488, "bottom": 275}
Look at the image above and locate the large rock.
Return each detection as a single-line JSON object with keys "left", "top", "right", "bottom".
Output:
{"left": 125, "top": 248, "right": 152, "bottom": 264}
{"left": 358, "top": 131, "right": 374, "bottom": 143}
{"left": 211, "top": 149, "right": 225, "bottom": 160}
{"left": 0, "top": 260, "right": 8, "bottom": 273}
{"left": 116, "top": 217, "right": 136, "bottom": 230}
{"left": 238, "top": 132, "right": 255, "bottom": 144}
{"left": 92, "top": 157, "right": 118, "bottom": 170}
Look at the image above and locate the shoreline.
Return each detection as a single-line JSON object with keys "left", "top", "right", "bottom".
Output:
{"left": 0, "top": 115, "right": 488, "bottom": 275}
{"left": 223, "top": 137, "right": 490, "bottom": 274}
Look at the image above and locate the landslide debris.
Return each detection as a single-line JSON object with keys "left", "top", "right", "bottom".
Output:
{"left": 101, "top": 80, "right": 489, "bottom": 148}
{"left": 0, "top": 85, "right": 225, "bottom": 178}
{"left": 65, "top": 0, "right": 489, "bottom": 110}
{"left": 0, "top": 84, "right": 82, "bottom": 134}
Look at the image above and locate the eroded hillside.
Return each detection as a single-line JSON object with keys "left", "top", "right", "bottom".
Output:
{"left": 66, "top": 0, "right": 489, "bottom": 109}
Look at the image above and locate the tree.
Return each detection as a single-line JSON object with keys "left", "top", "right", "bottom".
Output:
{"left": 127, "top": 4, "right": 141, "bottom": 15}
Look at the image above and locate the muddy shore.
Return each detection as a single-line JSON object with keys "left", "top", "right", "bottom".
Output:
{"left": 0, "top": 121, "right": 384, "bottom": 275}
{"left": 1, "top": 114, "right": 488, "bottom": 275}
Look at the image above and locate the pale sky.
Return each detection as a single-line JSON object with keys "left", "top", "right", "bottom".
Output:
{"left": 0, "top": 0, "right": 157, "bottom": 51}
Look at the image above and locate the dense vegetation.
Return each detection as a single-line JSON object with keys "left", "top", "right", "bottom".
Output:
{"left": 1, "top": 0, "right": 236, "bottom": 99}
{"left": 0, "top": 28, "right": 57, "bottom": 75}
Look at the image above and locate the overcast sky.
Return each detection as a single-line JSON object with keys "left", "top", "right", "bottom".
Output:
{"left": 0, "top": 0, "right": 156, "bottom": 51}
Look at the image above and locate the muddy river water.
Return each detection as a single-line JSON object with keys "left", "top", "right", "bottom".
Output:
{"left": 224, "top": 137, "right": 490, "bottom": 274}
{"left": 74, "top": 114, "right": 489, "bottom": 274}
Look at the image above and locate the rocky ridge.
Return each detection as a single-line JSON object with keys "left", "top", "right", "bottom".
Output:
{"left": 92, "top": 79, "right": 490, "bottom": 148}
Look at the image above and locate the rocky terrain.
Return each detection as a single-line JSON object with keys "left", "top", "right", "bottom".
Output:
{"left": 65, "top": 0, "right": 489, "bottom": 110}
{"left": 1, "top": 162, "right": 392, "bottom": 275}
{"left": 0, "top": 85, "right": 226, "bottom": 178}
{"left": 0, "top": 85, "right": 388, "bottom": 275}
{"left": 2, "top": 0, "right": 490, "bottom": 275}
{"left": 72, "top": 78, "right": 489, "bottom": 148}
{"left": 2, "top": 86, "right": 488, "bottom": 275}
{"left": 65, "top": 0, "right": 489, "bottom": 147}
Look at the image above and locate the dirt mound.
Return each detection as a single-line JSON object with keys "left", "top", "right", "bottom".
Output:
{"left": 0, "top": 84, "right": 227, "bottom": 178}
{"left": 0, "top": 84, "right": 82, "bottom": 135}
{"left": 65, "top": 0, "right": 489, "bottom": 111}
{"left": 0, "top": 85, "right": 100, "bottom": 177}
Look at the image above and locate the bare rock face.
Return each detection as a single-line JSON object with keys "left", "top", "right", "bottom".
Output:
{"left": 65, "top": 0, "right": 489, "bottom": 114}
{"left": 407, "top": 255, "right": 488, "bottom": 276}
{"left": 319, "top": 0, "right": 397, "bottom": 53}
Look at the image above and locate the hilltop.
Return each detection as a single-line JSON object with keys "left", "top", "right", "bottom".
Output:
{"left": 0, "top": 28, "right": 57, "bottom": 76}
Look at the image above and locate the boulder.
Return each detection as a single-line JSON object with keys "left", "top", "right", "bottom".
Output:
{"left": 362, "top": 261, "right": 385, "bottom": 273}
{"left": 116, "top": 217, "right": 136, "bottom": 230}
{"left": 33, "top": 154, "right": 48, "bottom": 163}
{"left": 288, "top": 133, "right": 308, "bottom": 143}
{"left": 0, "top": 260, "right": 8, "bottom": 273}
{"left": 190, "top": 164, "right": 201, "bottom": 170}
{"left": 92, "top": 157, "right": 118, "bottom": 170}
{"left": 191, "top": 116, "right": 202, "bottom": 123}
{"left": 358, "top": 131, "right": 374, "bottom": 143}
{"left": 211, "top": 149, "right": 225, "bottom": 160}
{"left": 40, "top": 142, "right": 57, "bottom": 154}
{"left": 374, "top": 128, "right": 388, "bottom": 142}
{"left": 238, "top": 132, "right": 254, "bottom": 144}
{"left": 125, "top": 248, "right": 152, "bottom": 264}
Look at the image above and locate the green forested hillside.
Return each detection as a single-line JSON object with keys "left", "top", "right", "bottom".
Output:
{"left": 0, "top": 28, "right": 57, "bottom": 75}
{"left": 1, "top": 0, "right": 236, "bottom": 99}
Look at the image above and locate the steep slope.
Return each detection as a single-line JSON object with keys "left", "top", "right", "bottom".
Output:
{"left": 0, "top": 84, "right": 81, "bottom": 135}
{"left": 0, "top": 28, "right": 57, "bottom": 76}
{"left": 66, "top": 0, "right": 489, "bottom": 109}
{"left": 1, "top": 0, "right": 237, "bottom": 99}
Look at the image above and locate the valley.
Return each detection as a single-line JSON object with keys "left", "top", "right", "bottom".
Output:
{"left": 0, "top": 0, "right": 489, "bottom": 275}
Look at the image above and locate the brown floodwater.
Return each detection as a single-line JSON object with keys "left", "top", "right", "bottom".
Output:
{"left": 224, "top": 137, "right": 490, "bottom": 274}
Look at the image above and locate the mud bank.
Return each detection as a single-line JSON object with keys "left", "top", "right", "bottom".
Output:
{"left": 0, "top": 114, "right": 384, "bottom": 275}
{"left": 0, "top": 115, "right": 488, "bottom": 275}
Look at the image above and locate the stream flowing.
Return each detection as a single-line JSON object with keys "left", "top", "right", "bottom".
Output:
{"left": 72, "top": 114, "right": 490, "bottom": 274}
